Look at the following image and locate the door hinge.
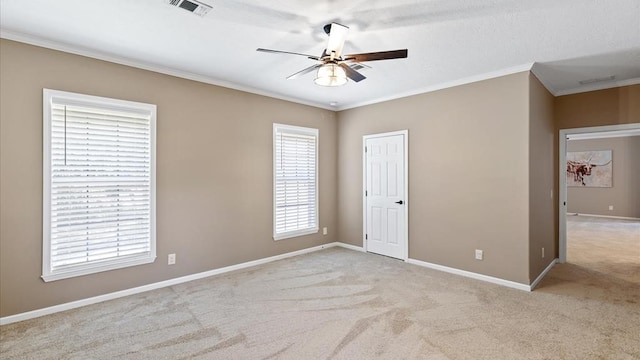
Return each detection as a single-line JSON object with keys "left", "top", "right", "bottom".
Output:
{"left": 365, "top": 190, "right": 368, "bottom": 196}
{"left": 365, "top": 234, "right": 368, "bottom": 240}
{"left": 365, "top": 146, "right": 367, "bottom": 153}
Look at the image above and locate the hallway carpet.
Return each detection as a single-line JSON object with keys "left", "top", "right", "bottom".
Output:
{"left": 564, "top": 214, "right": 640, "bottom": 284}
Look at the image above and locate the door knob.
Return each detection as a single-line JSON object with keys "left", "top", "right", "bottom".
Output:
{"left": 395, "top": 200, "right": 404, "bottom": 205}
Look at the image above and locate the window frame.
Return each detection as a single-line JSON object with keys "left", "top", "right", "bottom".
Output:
{"left": 273, "top": 123, "right": 319, "bottom": 241}
{"left": 42, "top": 89, "right": 157, "bottom": 282}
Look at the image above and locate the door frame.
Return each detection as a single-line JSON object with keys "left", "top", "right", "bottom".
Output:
{"left": 362, "top": 130, "right": 409, "bottom": 260}
{"left": 558, "top": 122, "right": 640, "bottom": 263}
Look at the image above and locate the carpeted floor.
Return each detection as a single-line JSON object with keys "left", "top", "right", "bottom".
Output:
{"left": 563, "top": 214, "right": 640, "bottom": 284}
{"left": 1, "top": 217, "right": 639, "bottom": 359}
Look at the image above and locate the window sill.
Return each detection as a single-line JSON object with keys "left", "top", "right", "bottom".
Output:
{"left": 42, "top": 255, "right": 156, "bottom": 282}
{"left": 273, "top": 228, "right": 319, "bottom": 241}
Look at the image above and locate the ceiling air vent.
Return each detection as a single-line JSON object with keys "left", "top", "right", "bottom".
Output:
{"left": 579, "top": 75, "right": 615, "bottom": 85}
{"left": 167, "top": 0, "right": 212, "bottom": 16}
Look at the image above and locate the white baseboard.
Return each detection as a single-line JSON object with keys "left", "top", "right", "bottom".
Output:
{"left": 406, "top": 258, "right": 532, "bottom": 292}
{"left": 335, "top": 242, "right": 365, "bottom": 252}
{"left": 530, "top": 259, "right": 557, "bottom": 291}
{"left": 0, "top": 242, "right": 345, "bottom": 326}
{"left": 1, "top": 243, "right": 555, "bottom": 325}
{"left": 568, "top": 213, "right": 640, "bottom": 221}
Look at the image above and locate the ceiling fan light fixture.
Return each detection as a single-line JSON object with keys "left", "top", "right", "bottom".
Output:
{"left": 314, "top": 63, "right": 347, "bottom": 87}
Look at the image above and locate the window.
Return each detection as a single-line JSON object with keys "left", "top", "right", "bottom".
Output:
{"left": 42, "top": 89, "right": 156, "bottom": 282}
{"left": 273, "top": 124, "right": 319, "bottom": 240}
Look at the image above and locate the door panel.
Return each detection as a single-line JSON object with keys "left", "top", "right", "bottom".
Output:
{"left": 371, "top": 206, "right": 382, "bottom": 241}
{"left": 388, "top": 163, "right": 398, "bottom": 197}
{"left": 372, "top": 163, "right": 382, "bottom": 196}
{"left": 387, "top": 208, "right": 399, "bottom": 245}
{"left": 365, "top": 134, "right": 406, "bottom": 259}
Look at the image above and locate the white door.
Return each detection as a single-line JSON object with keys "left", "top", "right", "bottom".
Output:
{"left": 364, "top": 132, "right": 407, "bottom": 260}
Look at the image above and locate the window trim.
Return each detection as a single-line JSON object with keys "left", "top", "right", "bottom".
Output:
{"left": 273, "top": 123, "right": 319, "bottom": 241}
{"left": 42, "top": 89, "right": 157, "bottom": 282}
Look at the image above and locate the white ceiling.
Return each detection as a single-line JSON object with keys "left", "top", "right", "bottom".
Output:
{"left": 1, "top": 0, "right": 639, "bottom": 110}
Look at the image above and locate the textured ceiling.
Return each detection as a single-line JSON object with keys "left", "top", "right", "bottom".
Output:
{"left": 1, "top": 0, "right": 639, "bottom": 110}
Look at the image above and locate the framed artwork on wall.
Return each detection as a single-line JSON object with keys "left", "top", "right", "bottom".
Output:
{"left": 566, "top": 150, "right": 612, "bottom": 187}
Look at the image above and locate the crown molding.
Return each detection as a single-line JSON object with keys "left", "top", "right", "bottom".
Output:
{"left": 10, "top": 29, "right": 628, "bottom": 111}
{"left": 337, "top": 62, "right": 535, "bottom": 111}
{"left": 0, "top": 29, "right": 335, "bottom": 111}
{"left": 554, "top": 77, "right": 640, "bottom": 96}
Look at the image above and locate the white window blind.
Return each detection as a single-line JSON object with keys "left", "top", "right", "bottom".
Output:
{"left": 43, "top": 89, "right": 156, "bottom": 282}
{"left": 273, "top": 124, "right": 319, "bottom": 240}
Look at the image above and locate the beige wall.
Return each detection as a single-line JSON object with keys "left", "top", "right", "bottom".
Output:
{"left": 528, "top": 74, "right": 556, "bottom": 280}
{"left": 0, "top": 39, "right": 338, "bottom": 317}
{"left": 555, "top": 85, "right": 640, "bottom": 129}
{"left": 337, "top": 72, "right": 531, "bottom": 284}
{"left": 567, "top": 137, "right": 640, "bottom": 218}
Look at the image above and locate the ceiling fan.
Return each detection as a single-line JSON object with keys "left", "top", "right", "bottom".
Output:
{"left": 257, "top": 23, "right": 408, "bottom": 87}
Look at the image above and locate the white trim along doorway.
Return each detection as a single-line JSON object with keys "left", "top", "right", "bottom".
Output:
{"left": 362, "top": 130, "right": 409, "bottom": 261}
{"left": 558, "top": 122, "right": 640, "bottom": 263}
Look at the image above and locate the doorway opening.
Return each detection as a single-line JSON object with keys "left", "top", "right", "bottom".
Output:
{"left": 559, "top": 123, "right": 640, "bottom": 283}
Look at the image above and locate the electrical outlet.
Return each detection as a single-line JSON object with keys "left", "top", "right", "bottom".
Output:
{"left": 609, "top": 205, "right": 614, "bottom": 211}
{"left": 475, "top": 249, "right": 483, "bottom": 261}
{"left": 323, "top": 227, "right": 328, "bottom": 235}
{"left": 168, "top": 253, "right": 176, "bottom": 265}
{"left": 542, "top": 247, "right": 545, "bottom": 258}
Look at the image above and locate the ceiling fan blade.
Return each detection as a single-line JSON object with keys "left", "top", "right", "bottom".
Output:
{"left": 287, "top": 64, "right": 322, "bottom": 80}
{"left": 339, "top": 63, "right": 366, "bottom": 82}
{"left": 256, "top": 48, "right": 320, "bottom": 60}
{"left": 343, "top": 49, "right": 408, "bottom": 62}
{"left": 325, "top": 23, "right": 349, "bottom": 58}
